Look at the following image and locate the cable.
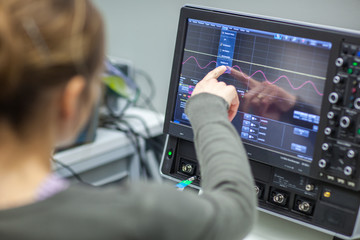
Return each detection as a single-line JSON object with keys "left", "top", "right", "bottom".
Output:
{"left": 121, "top": 117, "right": 164, "bottom": 163}
{"left": 117, "top": 120, "right": 152, "bottom": 177}
{"left": 123, "top": 114, "right": 152, "bottom": 138}
{"left": 101, "top": 116, "right": 152, "bottom": 178}
{"left": 135, "top": 69, "right": 156, "bottom": 102}
{"left": 52, "top": 157, "right": 94, "bottom": 186}
{"left": 176, "top": 176, "right": 197, "bottom": 191}
{"left": 134, "top": 69, "right": 163, "bottom": 119}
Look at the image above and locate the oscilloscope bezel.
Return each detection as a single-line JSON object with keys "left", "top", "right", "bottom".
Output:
{"left": 163, "top": 5, "right": 359, "bottom": 176}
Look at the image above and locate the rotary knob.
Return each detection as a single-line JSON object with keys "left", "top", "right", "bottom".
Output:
{"left": 333, "top": 75, "right": 345, "bottom": 84}
{"left": 327, "top": 111, "right": 337, "bottom": 120}
{"left": 335, "top": 57, "right": 348, "bottom": 67}
{"left": 340, "top": 116, "right": 351, "bottom": 128}
{"left": 324, "top": 127, "right": 333, "bottom": 136}
{"left": 318, "top": 159, "right": 328, "bottom": 169}
{"left": 335, "top": 57, "right": 344, "bottom": 67}
{"left": 354, "top": 98, "right": 360, "bottom": 110}
{"left": 344, "top": 166, "right": 354, "bottom": 176}
{"left": 328, "top": 92, "right": 341, "bottom": 104}
{"left": 347, "top": 149, "right": 357, "bottom": 159}
{"left": 322, "top": 143, "right": 331, "bottom": 152}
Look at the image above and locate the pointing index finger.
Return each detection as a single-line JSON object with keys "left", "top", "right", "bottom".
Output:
{"left": 202, "top": 65, "right": 227, "bottom": 81}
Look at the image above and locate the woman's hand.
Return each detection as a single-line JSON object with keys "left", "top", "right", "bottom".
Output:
{"left": 191, "top": 66, "right": 240, "bottom": 121}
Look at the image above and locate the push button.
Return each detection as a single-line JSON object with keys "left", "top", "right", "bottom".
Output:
{"left": 337, "top": 178, "right": 345, "bottom": 184}
{"left": 347, "top": 181, "right": 356, "bottom": 188}
{"left": 350, "top": 45, "right": 358, "bottom": 56}
{"left": 326, "top": 175, "right": 335, "bottom": 181}
{"left": 323, "top": 191, "right": 331, "bottom": 198}
{"left": 342, "top": 43, "right": 350, "bottom": 54}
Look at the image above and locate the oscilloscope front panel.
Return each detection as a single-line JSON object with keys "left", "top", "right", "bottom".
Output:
{"left": 161, "top": 5, "right": 360, "bottom": 239}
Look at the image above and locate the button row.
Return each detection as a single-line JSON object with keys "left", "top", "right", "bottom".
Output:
{"left": 319, "top": 172, "right": 356, "bottom": 188}
{"left": 342, "top": 43, "right": 360, "bottom": 57}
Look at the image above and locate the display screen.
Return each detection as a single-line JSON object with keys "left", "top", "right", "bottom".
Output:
{"left": 172, "top": 18, "right": 332, "bottom": 169}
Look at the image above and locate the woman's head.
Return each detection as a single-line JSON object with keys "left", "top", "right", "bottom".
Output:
{"left": 0, "top": 0, "right": 104, "bottom": 145}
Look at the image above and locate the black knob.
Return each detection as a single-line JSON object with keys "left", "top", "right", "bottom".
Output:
{"left": 328, "top": 92, "right": 341, "bottom": 104}
{"left": 318, "top": 159, "right": 328, "bottom": 169}
{"left": 340, "top": 116, "right": 351, "bottom": 128}
{"left": 344, "top": 166, "right": 354, "bottom": 176}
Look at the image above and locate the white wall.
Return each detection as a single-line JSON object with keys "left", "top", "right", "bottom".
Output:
{"left": 93, "top": 0, "right": 360, "bottom": 114}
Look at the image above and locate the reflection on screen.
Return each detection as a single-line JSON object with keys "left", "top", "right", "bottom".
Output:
{"left": 173, "top": 18, "right": 332, "bottom": 162}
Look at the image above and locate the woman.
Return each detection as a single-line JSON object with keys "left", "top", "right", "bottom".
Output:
{"left": 0, "top": 0, "right": 256, "bottom": 239}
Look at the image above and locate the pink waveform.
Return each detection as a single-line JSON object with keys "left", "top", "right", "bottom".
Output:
{"left": 182, "top": 56, "right": 217, "bottom": 69}
{"left": 182, "top": 56, "right": 324, "bottom": 96}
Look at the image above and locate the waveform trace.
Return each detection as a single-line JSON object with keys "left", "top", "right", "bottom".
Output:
{"left": 182, "top": 56, "right": 324, "bottom": 96}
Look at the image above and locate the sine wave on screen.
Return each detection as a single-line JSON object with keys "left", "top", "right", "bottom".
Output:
{"left": 182, "top": 55, "right": 324, "bottom": 96}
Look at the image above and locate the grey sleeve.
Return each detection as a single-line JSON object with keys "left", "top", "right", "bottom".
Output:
{"left": 137, "top": 93, "right": 257, "bottom": 240}
{"left": 185, "top": 93, "right": 257, "bottom": 239}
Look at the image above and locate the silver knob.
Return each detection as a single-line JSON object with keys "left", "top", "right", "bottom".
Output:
{"left": 335, "top": 57, "right": 344, "bottom": 67}
{"left": 347, "top": 149, "right": 356, "bottom": 159}
{"left": 318, "top": 159, "right": 328, "bottom": 168}
{"left": 305, "top": 184, "right": 314, "bottom": 192}
{"left": 333, "top": 75, "right": 342, "bottom": 84}
{"left": 340, "top": 116, "right": 351, "bottom": 128}
{"left": 322, "top": 143, "right": 330, "bottom": 151}
{"left": 328, "top": 92, "right": 339, "bottom": 104}
{"left": 344, "top": 166, "right": 353, "bottom": 176}
{"left": 354, "top": 98, "right": 360, "bottom": 110}
{"left": 327, "top": 111, "right": 335, "bottom": 119}
{"left": 324, "top": 127, "right": 332, "bottom": 136}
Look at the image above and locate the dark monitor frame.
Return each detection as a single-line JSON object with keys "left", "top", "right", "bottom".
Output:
{"left": 163, "top": 5, "right": 360, "bottom": 176}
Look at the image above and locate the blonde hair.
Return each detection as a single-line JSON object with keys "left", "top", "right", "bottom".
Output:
{"left": 0, "top": 0, "right": 104, "bottom": 129}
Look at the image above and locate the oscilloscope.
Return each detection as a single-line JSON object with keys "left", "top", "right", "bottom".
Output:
{"left": 160, "top": 5, "right": 360, "bottom": 239}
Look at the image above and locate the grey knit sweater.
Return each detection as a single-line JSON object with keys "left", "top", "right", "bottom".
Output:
{"left": 0, "top": 93, "right": 257, "bottom": 240}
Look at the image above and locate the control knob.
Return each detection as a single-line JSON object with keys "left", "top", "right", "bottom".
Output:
{"left": 321, "top": 143, "right": 331, "bottom": 152}
{"left": 333, "top": 75, "right": 344, "bottom": 84}
{"left": 328, "top": 92, "right": 341, "bottom": 104}
{"left": 335, "top": 57, "right": 348, "bottom": 67}
{"left": 347, "top": 149, "right": 357, "bottom": 159}
{"left": 318, "top": 159, "right": 329, "bottom": 169}
{"left": 340, "top": 116, "right": 351, "bottom": 128}
{"left": 324, "top": 127, "right": 333, "bottom": 136}
{"left": 354, "top": 98, "right": 360, "bottom": 110}
{"left": 327, "top": 111, "right": 337, "bottom": 120}
{"left": 344, "top": 166, "right": 354, "bottom": 176}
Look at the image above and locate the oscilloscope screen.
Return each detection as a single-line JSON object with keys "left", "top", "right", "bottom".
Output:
{"left": 172, "top": 18, "right": 332, "bottom": 162}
